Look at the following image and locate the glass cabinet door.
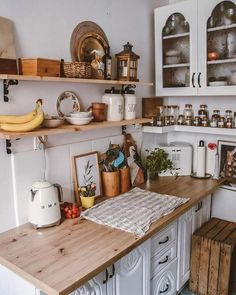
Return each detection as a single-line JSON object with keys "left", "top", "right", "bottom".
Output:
{"left": 155, "top": 0, "right": 198, "bottom": 96}
{"left": 198, "top": 0, "right": 236, "bottom": 95}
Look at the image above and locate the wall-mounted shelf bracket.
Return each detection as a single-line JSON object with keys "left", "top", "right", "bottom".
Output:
{"left": 121, "top": 84, "right": 137, "bottom": 91}
{"left": 6, "top": 139, "right": 12, "bottom": 154}
{"left": 3, "top": 79, "right": 18, "bottom": 102}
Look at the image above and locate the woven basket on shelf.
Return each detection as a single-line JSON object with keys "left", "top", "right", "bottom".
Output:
{"left": 63, "top": 62, "right": 92, "bottom": 79}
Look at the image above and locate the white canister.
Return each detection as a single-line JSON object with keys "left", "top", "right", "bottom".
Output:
{"left": 102, "top": 88, "right": 124, "bottom": 121}
{"left": 124, "top": 88, "right": 137, "bottom": 120}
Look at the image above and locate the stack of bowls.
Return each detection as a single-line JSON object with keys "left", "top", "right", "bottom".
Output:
{"left": 65, "top": 111, "right": 93, "bottom": 125}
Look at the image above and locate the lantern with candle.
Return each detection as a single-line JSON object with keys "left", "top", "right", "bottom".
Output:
{"left": 115, "top": 42, "right": 139, "bottom": 82}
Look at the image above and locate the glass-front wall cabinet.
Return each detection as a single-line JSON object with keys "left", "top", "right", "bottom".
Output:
{"left": 155, "top": 0, "right": 198, "bottom": 96}
{"left": 156, "top": 0, "right": 236, "bottom": 96}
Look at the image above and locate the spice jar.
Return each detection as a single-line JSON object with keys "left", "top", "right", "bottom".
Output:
{"left": 225, "top": 110, "right": 233, "bottom": 120}
{"left": 185, "top": 116, "right": 192, "bottom": 126}
{"left": 193, "top": 116, "right": 202, "bottom": 127}
{"left": 156, "top": 116, "right": 163, "bottom": 127}
{"left": 164, "top": 116, "right": 170, "bottom": 126}
{"left": 170, "top": 115, "right": 175, "bottom": 125}
{"left": 226, "top": 117, "right": 233, "bottom": 128}
{"left": 170, "top": 105, "right": 179, "bottom": 123}
{"left": 210, "top": 117, "right": 218, "bottom": 128}
{"left": 198, "top": 104, "right": 209, "bottom": 120}
{"left": 202, "top": 115, "right": 209, "bottom": 127}
{"left": 177, "top": 115, "right": 185, "bottom": 125}
{"left": 218, "top": 117, "right": 225, "bottom": 128}
{"left": 183, "top": 104, "right": 194, "bottom": 118}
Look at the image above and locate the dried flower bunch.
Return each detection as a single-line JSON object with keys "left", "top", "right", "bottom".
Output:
{"left": 78, "top": 160, "right": 96, "bottom": 197}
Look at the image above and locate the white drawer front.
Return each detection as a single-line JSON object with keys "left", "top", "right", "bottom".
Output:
{"left": 151, "top": 258, "right": 177, "bottom": 295}
{"left": 151, "top": 241, "right": 177, "bottom": 279}
{"left": 151, "top": 221, "right": 177, "bottom": 257}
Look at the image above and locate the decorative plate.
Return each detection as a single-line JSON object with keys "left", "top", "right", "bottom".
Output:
{"left": 70, "top": 21, "right": 109, "bottom": 79}
{"left": 57, "top": 91, "right": 80, "bottom": 117}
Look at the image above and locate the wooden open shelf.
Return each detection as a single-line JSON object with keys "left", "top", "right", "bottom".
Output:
{"left": 0, "top": 118, "right": 152, "bottom": 140}
{"left": 0, "top": 74, "right": 153, "bottom": 86}
{"left": 163, "top": 32, "right": 190, "bottom": 40}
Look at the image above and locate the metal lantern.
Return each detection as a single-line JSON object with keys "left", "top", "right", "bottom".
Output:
{"left": 115, "top": 42, "right": 140, "bottom": 82}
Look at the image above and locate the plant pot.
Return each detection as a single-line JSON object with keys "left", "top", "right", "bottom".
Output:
{"left": 147, "top": 170, "right": 158, "bottom": 181}
{"left": 102, "top": 171, "right": 120, "bottom": 197}
{"left": 119, "top": 167, "right": 131, "bottom": 193}
{"left": 80, "top": 195, "right": 95, "bottom": 209}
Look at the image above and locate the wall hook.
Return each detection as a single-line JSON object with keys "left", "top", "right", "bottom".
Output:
{"left": 6, "top": 139, "right": 12, "bottom": 154}
{"left": 3, "top": 79, "right": 18, "bottom": 102}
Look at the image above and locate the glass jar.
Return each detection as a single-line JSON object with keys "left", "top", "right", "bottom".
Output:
{"left": 177, "top": 115, "right": 185, "bottom": 125}
{"left": 202, "top": 115, "right": 209, "bottom": 127}
{"left": 156, "top": 116, "right": 163, "bottom": 127}
{"left": 185, "top": 116, "right": 192, "bottom": 126}
{"left": 226, "top": 117, "right": 233, "bottom": 128}
{"left": 183, "top": 104, "right": 194, "bottom": 118}
{"left": 198, "top": 104, "right": 209, "bottom": 120}
{"left": 225, "top": 110, "right": 233, "bottom": 120}
{"left": 170, "top": 115, "right": 175, "bottom": 125}
{"left": 164, "top": 116, "right": 170, "bottom": 126}
{"left": 218, "top": 117, "right": 225, "bottom": 128}
{"left": 170, "top": 105, "right": 179, "bottom": 123}
{"left": 193, "top": 116, "right": 202, "bottom": 127}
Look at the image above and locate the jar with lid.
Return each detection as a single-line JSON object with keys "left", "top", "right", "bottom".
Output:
{"left": 102, "top": 87, "right": 124, "bottom": 121}
{"left": 156, "top": 116, "right": 163, "bottom": 127}
{"left": 183, "top": 104, "right": 194, "bottom": 118}
{"left": 170, "top": 105, "right": 179, "bottom": 124}
{"left": 123, "top": 86, "right": 137, "bottom": 120}
{"left": 185, "top": 116, "right": 192, "bottom": 126}
{"left": 177, "top": 115, "right": 185, "bottom": 125}
{"left": 193, "top": 116, "right": 202, "bottom": 127}
{"left": 202, "top": 115, "right": 209, "bottom": 127}
{"left": 198, "top": 104, "right": 209, "bottom": 120}
{"left": 210, "top": 110, "right": 220, "bottom": 128}
{"left": 225, "top": 110, "right": 233, "bottom": 120}
{"left": 164, "top": 116, "right": 171, "bottom": 126}
{"left": 218, "top": 117, "right": 225, "bottom": 128}
{"left": 226, "top": 117, "right": 233, "bottom": 128}
{"left": 170, "top": 116, "right": 175, "bottom": 125}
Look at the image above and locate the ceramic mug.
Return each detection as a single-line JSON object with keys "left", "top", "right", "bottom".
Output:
{"left": 88, "top": 102, "right": 106, "bottom": 122}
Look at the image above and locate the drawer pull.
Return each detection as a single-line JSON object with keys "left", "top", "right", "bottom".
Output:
{"left": 158, "top": 255, "right": 169, "bottom": 265}
{"left": 103, "top": 269, "right": 108, "bottom": 284}
{"left": 109, "top": 264, "right": 115, "bottom": 278}
{"left": 159, "top": 283, "right": 169, "bottom": 294}
{"left": 159, "top": 236, "right": 169, "bottom": 245}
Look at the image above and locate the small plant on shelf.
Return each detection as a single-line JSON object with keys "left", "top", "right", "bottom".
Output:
{"left": 145, "top": 148, "right": 174, "bottom": 179}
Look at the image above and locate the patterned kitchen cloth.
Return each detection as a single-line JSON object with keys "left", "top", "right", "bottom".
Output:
{"left": 81, "top": 187, "right": 189, "bottom": 237}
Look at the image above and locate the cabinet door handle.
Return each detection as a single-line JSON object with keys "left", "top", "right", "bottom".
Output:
{"left": 192, "top": 72, "right": 196, "bottom": 88}
{"left": 158, "top": 255, "right": 169, "bottom": 265}
{"left": 159, "top": 236, "right": 169, "bottom": 245}
{"left": 159, "top": 283, "right": 169, "bottom": 294}
{"left": 103, "top": 269, "right": 108, "bottom": 284}
{"left": 198, "top": 72, "right": 202, "bottom": 88}
{"left": 109, "top": 264, "right": 115, "bottom": 279}
{"left": 195, "top": 203, "right": 200, "bottom": 212}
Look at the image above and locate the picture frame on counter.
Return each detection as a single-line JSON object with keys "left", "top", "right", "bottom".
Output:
{"left": 218, "top": 140, "right": 236, "bottom": 181}
{"left": 72, "top": 151, "right": 101, "bottom": 202}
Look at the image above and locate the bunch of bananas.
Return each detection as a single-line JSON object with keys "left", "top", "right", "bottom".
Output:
{"left": 0, "top": 99, "right": 44, "bottom": 132}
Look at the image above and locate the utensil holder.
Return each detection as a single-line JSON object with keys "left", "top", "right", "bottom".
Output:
{"left": 119, "top": 167, "right": 131, "bottom": 193}
{"left": 102, "top": 171, "right": 120, "bottom": 197}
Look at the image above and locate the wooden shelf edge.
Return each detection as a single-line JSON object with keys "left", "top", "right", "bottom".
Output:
{"left": 0, "top": 118, "right": 152, "bottom": 140}
{"left": 0, "top": 74, "right": 153, "bottom": 86}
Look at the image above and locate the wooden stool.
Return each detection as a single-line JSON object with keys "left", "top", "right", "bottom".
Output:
{"left": 189, "top": 218, "right": 236, "bottom": 295}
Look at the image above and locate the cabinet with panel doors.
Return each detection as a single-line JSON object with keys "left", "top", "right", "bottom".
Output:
{"left": 155, "top": 0, "right": 236, "bottom": 96}
{"left": 177, "top": 195, "right": 212, "bottom": 292}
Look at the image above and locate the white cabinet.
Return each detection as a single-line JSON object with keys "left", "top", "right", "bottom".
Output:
{"left": 177, "top": 208, "right": 193, "bottom": 291}
{"left": 108, "top": 239, "right": 151, "bottom": 295}
{"left": 155, "top": 0, "right": 236, "bottom": 96}
{"left": 177, "top": 195, "right": 211, "bottom": 292}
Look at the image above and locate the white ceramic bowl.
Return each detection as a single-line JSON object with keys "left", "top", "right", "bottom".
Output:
{"left": 65, "top": 116, "right": 93, "bottom": 125}
{"left": 70, "top": 111, "right": 92, "bottom": 118}
{"left": 43, "top": 118, "right": 64, "bottom": 128}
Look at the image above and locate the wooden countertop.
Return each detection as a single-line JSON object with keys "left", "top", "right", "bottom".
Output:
{"left": 0, "top": 176, "right": 224, "bottom": 295}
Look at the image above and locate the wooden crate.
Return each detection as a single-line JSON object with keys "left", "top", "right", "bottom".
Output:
{"left": 142, "top": 97, "right": 163, "bottom": 118}
{"left": 19, "top": 58, "right": 61, "bottom": 77}
{"left": 190, "top": 218, "right": 236, "bottom": 295}
{"left": 0, "top": 58, "right": 17, "bottom": 74}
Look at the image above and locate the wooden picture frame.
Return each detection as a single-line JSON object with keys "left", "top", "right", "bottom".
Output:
{"left": 72, "top": 151, "right": 101, "bottom": 203}
{"left": 218, "top": 140, "right": 236, "bottom": 181}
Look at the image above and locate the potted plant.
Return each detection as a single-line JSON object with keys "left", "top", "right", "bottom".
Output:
{"left": 145, "top": 148, "right": 174, "bottom": 180}
{"left": 78, "top": 160, "right": 97, "bottom": 209}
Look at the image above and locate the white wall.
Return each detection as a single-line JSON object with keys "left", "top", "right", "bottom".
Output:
{"left": 0, "top": 0, "right": 168, "bottom": 232}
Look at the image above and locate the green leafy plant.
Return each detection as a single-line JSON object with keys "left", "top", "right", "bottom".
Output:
{"left": 145, "top": 148, "right": 174, "bottom": 179}
{"left": 78, "top": 160, "right": 96, "bottom": 197}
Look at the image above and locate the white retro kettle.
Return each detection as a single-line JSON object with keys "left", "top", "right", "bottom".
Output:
{"left": 28, "top": 181, "right": 63, "bottom": 229}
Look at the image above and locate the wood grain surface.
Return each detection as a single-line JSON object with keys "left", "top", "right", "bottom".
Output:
{"left": 0, "top": 176, "right": 224, "bottom": 295}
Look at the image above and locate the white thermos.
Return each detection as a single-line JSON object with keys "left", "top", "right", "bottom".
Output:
{"left": 124, "top": 86, "right": 137, "bottom": 120}
{"left": 196, "top": 140, "right": 206, "bottom": 177}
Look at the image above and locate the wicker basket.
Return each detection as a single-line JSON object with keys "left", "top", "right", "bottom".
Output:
{"left": 63, "top": 62, "right": 92, "bottom": 78}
